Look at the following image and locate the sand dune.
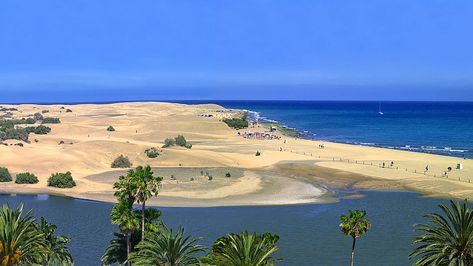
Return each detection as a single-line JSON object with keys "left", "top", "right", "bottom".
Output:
{"left": 0, "top": 102, "right": 472, "bottom": 206}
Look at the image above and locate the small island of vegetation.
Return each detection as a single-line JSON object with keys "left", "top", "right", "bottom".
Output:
{"left": 47, "top": 171, "right": 76, "bottom": 188}
{"left": 222, "top": 112, "right": 249, "bottom": 129}
{"left": 0, "top": 167, "right": 12, "bottom": 182}
{"left": 162, "top": 135, "right": 192, "bottom": 149}
{"left": 15, "top": 172, "right": 39, "bottom": 184}
{"left": 111, "top": 155, "right": 133, "bottom": 168}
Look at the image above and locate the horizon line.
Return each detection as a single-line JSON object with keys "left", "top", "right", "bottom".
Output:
{"left": 1, "top": 99, "right": 473, "bottom": 105}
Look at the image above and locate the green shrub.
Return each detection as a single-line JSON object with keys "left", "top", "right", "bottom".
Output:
{"left": 42, "top": 117, "right": 61, "bottom": 124}
{"left": 208, "top": 175, "right": 213, "bottom": 181}
{"left": 66, "top": 109, "right": 73, "bottom": 113}
{"left": 163, "top": 135, "right": 192, "bottom": 148}
{"left": 162, "top": 138, "right": 176, "bottom": 148}
{"left": 33, "top": 112, "right": 44, "bottom": 121}
{"left": 48, "top": 172, "right": 76, "bottom": 188}
{"left": 111, "top": 155, "right": 132, "bottom": 168}
{"left": 200, "top": 170, "right": 204, "bottom": 176}
{"left": 107, "top": 126, "right": 115, "bottom": 132}
{"left": 59, "top": 140, "right": 65, "bottom": 145}
{"left": 175, "top": 135, "right": 187, "bottom": 146}
{"left": 256, "top": 151, "right": 261, "bottom": 156}
{"left": 0, "top": 127, "right": 29, "bottom": 142}
{"left": 145, "top": 147, "right": 160, "bottom": 158}
{"left": 0, "top": 107, "right": 17, "bottom": 112}
{"left": 24, "top": 117, "right": 36, "bottom": 124}
{"left": 15, "top": 172, "right": 39, "bottom": 184}
{"left": 41, "top": 110, "right": 49, "bottom": 114}
{"left": 225, "top": 172, "right": 231, "bottom": 178}
{"left": 29, "top": 125, "right": 51, "bottom": 134}
{"left": 223, "top": 116, "right": 249, "bottom": 130}
{"left": 190, "top": 177, "right": 195, "bottom": 181}
{"left": 0, "top": 167, "right": 12, "bottom": 182}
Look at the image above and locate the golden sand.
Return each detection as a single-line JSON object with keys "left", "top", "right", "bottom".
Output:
{"left": 0, "top": 102, "right": 471, "bottom": 206}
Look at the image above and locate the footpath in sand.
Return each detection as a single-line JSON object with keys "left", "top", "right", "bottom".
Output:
{"left": 0, "top": 102, "right": 472, "bottom": 206}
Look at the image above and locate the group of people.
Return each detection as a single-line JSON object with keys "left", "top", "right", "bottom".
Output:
{"left": 237, "top": 131, "right": 281, "bottom": 140}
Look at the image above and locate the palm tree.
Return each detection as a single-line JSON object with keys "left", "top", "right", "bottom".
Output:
{"left": 130, "top": 165, "right": 162, "bottom": 241}
{"left": 37, "top": 217, "right": 73, "bottom": 265}
{"left": 110, "top": 201, "right": 140, "bottom": 264}
{"left": 114, "top": 165, "right": 162, "bottom": 241}
{"left": 0, "top": 204, "right": 46, "bottom": 265}
{"left": 207, "top": 231, "right": 280, "bottom": 266}
{"left": 129, "top": 226, "right": 204, "bottom": 266}
{"left": 113, "top": 174, "right": 137, "bottom": 206}
{"left": 340, "top": 210, "right": 371, "bottom": 266}
{"left": 101, "top": 231, "right": 141, "bottom": 266}
{"left": 102, "top": 207, "right": 163, "bottom": 265}
{"left": 410, "top": 200, "right": 473, "bottom": 265}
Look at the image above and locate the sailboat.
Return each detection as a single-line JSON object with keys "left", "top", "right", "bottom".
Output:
{"left": 378, "top": 102, "right": 384, "bottom": 115}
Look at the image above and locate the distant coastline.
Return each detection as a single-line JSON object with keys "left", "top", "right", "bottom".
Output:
{"left": 2, "top": 100, "right": 472, "bottom": 158}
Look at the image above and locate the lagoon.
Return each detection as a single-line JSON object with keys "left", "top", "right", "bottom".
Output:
{"left": 0, "top": 191, "right": 448, "bottom": 265}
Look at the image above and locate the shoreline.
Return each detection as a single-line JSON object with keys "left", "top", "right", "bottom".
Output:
{"left": 250, "top": 110, "right": 471, "bottom": 159}
{"left": 1, "top": 101, "right": 472, "bottom": 207}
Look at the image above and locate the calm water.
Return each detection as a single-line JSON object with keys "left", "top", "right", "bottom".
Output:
{"left": 0, "top": 191, "right": 452, "bottom": 265}
{"left": 203, "top": 101, "right": 473, "bottom": 158}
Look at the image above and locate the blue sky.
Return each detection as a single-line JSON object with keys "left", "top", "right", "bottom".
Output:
{"left": 1, "top": 0, "right": 472, "bottom": 102}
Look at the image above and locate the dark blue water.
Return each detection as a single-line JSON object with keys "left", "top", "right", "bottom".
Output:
{"left": 202, "top": 101, "right": 473, "bottom": 158}
{"left": 0, "top": 191, "right": 453, "bottom": 265}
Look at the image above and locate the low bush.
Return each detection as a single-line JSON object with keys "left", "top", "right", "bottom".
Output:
{"left": 0, "top": 107, "right": 17, "bottom": 112}
{"left": 256, "top": 151, "right": 261, "bottom": 156}
{"left": 0, "top": 167, "right": 12, "bottom": 182}
{"left": 145, "top": 147, "right": 159, "bottom": 158}
{"left": 34, "top": 113, "right": 44, "bottom": 121}
{"left": 42, "top": 117, "right": 61, "bottom": 124}
{"left": 225, "top": 172, "right": 231, "bottom": 178}
{"left": 208, "top": 175, "right": 213, "bottom": 181}
{"left": 15, "top": 172, "right": 39, "bottom": 184}
{"left": 163, "top": 135, "right": 192, "bottom": 149}
{"left": 162, "top": 138, "right": 176, "bottom": 148}
{"left": 25, "top": 125, "right": 51, "bottom": 135}
{"left": 48, "top": 172, "right": 76, "bottom": 188}
{"left": 0, "top": 128, "right": 29, "bottom": 142}
{"left": 66, "top": 109, "right": 73, "bottom": 113}
{"left": 111, "top": 155, "right": 132, "bottom": 168}
{"left": 175, "top": 135, "right": 187, "bottom": 146}
{"left": 107, "top": 126, "right": 115, "bottom": 132}
{"left": 223, "top": 115, "right": 249, "bottom": 130}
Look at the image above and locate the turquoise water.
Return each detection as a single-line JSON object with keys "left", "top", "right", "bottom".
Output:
{"left": 0, "top": 191, "right": 452, "bottom": 265}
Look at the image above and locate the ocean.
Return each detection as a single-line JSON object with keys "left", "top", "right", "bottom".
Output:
{"left": 197, "top": 101, "right": 473, "bottom": 158}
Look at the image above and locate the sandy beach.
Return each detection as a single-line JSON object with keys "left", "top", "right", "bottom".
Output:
{"left": 1, "top": 102, "right": 472, "bottom": 206}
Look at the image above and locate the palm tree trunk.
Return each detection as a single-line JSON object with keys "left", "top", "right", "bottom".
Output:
{"left": 126, "top": 232, "right": 131, "bottom": 266}
{"left": 141, "top": 201, "right": 146, "bottom": 241}
{"left": 351, "top": 236, "right": 356, "bottom": 266}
